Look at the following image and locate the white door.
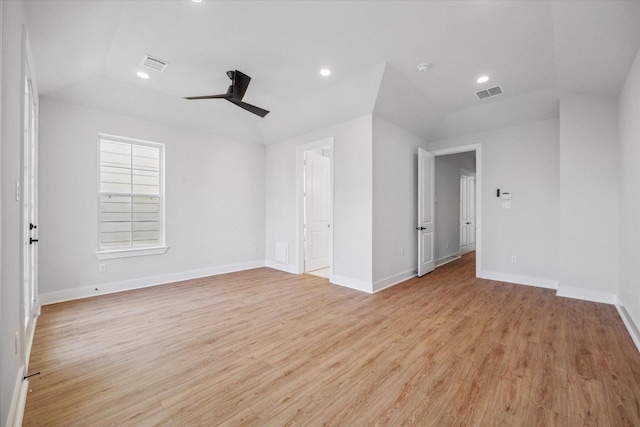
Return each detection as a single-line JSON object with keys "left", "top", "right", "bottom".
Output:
{"left": 460, "top": 174, "right": 476, "bottom": 254}
{"left": 304, "top": 152, "right": 330, "bottom": 272}
{"left": 417, "top": 148, "right": 435, "bottom": 276}
{"left": 21, "top": 56, "right": 39, "bottom": 364}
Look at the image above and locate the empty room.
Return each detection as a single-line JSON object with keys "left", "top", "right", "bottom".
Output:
{"left": 2, "top": 0, "right": 640, "bottom": 425}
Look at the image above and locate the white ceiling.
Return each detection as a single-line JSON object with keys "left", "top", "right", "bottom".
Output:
{"left": 23, "top": 0, "right": 640, "bottom": 145}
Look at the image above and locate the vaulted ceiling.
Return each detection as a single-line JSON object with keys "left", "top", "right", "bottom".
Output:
{"left": 23, "top": 0, "right": 640, "bottom": 144}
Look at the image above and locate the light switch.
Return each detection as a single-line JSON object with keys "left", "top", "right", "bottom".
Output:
{"left": 501, "top": 201, "right": 511, "bottom": 209}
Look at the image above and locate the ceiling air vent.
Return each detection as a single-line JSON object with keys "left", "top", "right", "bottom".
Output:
{"left": 141, "top": 55, "right": 169, "bottom": 72}
{"left": 475, "top": 85, "right": 503, "bottom": 100}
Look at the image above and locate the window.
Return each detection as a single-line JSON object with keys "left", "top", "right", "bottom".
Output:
{"left": 97, "top": 134, "right": 167, "bottom": 259}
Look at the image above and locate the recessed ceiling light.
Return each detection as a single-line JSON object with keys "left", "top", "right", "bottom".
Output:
{"left": 477, "top": 75, "right": 490, "bottom": 83}
{"left": 417, "top": 63, "right": 430, "bottom": 72}
{"left": 136, "top": 71, "right": 150, "bottom": 79}
{"left": 192, "top": 0, "right": 203, "bottom": 3}
{"left": 320, "top": 68, "right": 332, "bottom": 77}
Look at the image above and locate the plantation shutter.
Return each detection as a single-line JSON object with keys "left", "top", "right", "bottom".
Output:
{"left": 99, "top": 138, "right": 162, "bottom": 249}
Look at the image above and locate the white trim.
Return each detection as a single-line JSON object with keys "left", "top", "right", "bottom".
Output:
{"left": 96, "top": 246, "right": 168, "bottom": 260}
{"left": 435, "top": 253, "right": 461, "bottom": 268}
{"left": 479, "top": 269, "right": 559, "bottom": 290}
{"left": 98, "top": 132, "right": 164, "bottom": 148}
{"left": 330, "top": 274, "right": 373, "bottom": 294}
{"left": 431, "top": 143, "right": 482, "bottom": 279}
{"left": 265, "top": 260, "right": 298, "bottom": 274}
{"left": 555, "top": 284, "right": 617, "bottom": 304}
{"left": 5, "top": 367, "right": 25, "bottom": 427}
{"left": 39, "top": 260, "right": 266, "bottom": 305}
{"left": 615, "top": 299, "right": 640, "bottom": 354}
{"left": 373, "top": 269, "right": 416, "bottom": 293}
{"left": 12, "top": 379, "right": 29, "bottom": 427}
{"left": 23, "top": 309, "right": 38, "bottom": 373}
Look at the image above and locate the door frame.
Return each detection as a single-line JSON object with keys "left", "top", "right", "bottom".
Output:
{"left": 432, "top": 143, "right": 481, "bottom": 278}
{"left": 296, "top": 137, "right": 334, "bottom": 278}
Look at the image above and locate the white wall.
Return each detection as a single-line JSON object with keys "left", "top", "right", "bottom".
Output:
{"left": 434, "top": 152, "right": 476, "bottom": 263}
{"left": 38, "top": 97, "right": 266, "bottom": 302}
{"left": 428, "top": 119, "right": 560, "bottom": 288}
{"left": 266, "top": 115, "right": 373, "bottom": 292}
{"left": 2, "top": 0, "right": 27, "bottom": 423}
{"left": 558, "top": 94, "right": 619, "bottom": 302}
{"left": 372, "top": 116, "right": 428, "bottom": 291}
{"left": 619, "top": 47, "right": 640, "bottom": 328}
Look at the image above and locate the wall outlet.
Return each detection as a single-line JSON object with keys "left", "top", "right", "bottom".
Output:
{"left": 510, "top": 256, "right": 517, "bottom": 264}
{"left": 446, "top": 242, "right": 450, "bottom": 250}
{"left": 99, "top": 263, "right": 107, "bottom": 273}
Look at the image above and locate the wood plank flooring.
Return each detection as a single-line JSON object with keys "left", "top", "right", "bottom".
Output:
{"left": 23, "top": 253, "right": 640, "bottom": 426}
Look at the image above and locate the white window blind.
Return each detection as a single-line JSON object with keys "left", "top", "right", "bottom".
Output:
{"left": 98, "top": 135, "right": 164, "bottom": 252}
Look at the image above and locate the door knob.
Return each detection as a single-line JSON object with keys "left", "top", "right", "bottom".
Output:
{"left": 416, "top": 227, "right": 426, "bottom": 230}
{"left": 30, "top": 238, "right": 39, "bottom": 244}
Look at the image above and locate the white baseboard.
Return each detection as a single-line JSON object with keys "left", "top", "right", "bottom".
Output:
{"left": 555, "top": 284, "right": 617, "bottom": 305}
{"left": 40, "top": 260, "right": 266, "bottom": 305}
{"left": 373, "top": 269, "right": 416, "bottom": 293}
{"left": 5, "top": 367, "right": 25, "bottom": 427}
{"left": 6, "top": 307, "right": 39, "bottom": 427}
{"left": 331, "top": 274, "right": 373, "bottom": 294}
{"left": 479, "top": 270, "right": 559, "bottom": 290}
{"left": 435, "top": 254, "right": 461, "bottom": 268}
{"left": 12, "top": 378, "right": 29, "bottom": 427}
{"left": 265, "top": 260, "right": 299, "bottom": 274}
{"left": 615, "top": 299, "right": 640, "bottom": 354}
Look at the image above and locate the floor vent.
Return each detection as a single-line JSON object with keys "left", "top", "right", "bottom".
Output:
{"left": 475, "top": 85, "right": 503, "bottom": 100}
{"left": 141, "top": 55, "right": 169, "bottom": 72}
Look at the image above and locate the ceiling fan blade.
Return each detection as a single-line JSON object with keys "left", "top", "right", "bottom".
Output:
{"left": 184, "top": 84, "right": 233, "bottom": 100}
{"left": 184, "top": 94, "right": 231, "bottom": 100}
{"left": 226, "top": 98, "right": 270, "bottom": 117}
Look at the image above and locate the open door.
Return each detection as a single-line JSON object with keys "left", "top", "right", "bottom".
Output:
{"left": 21, "top": 30, "right": 39, "bottom": 367}
{"left": 304, "top": 151, "right": 331, "bottom": 272}
{"left": 460, "top": 173, "right": 476, "bottom": 255}
{"left": 417, "top": 148, "right": 435, "bottom": 276}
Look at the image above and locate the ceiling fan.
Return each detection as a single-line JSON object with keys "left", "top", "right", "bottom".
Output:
{"left": 184, "top": 70, "right": 270, "bottom": 117}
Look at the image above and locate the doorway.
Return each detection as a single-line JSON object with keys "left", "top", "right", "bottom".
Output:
{"left": 296, "top": 138, "right": 334, "bottom": 279}
{"left": 431, "top": 144, "right": 481, "bottom": 278}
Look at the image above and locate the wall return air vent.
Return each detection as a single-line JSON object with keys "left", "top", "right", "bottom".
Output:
{"left": 141, "top": 54, "right": 169, "bottom": 72}
{"left": 475, "top": 85, "right": 503, "bottom": 100}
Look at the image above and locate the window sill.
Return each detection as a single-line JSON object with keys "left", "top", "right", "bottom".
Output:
{"left": 96, "top": 246, "right": 169, "bottom": 260}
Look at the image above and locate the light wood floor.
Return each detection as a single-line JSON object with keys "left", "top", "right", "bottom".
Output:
{"left": 24, "top": 253, "right": 640, "bottom": 426}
